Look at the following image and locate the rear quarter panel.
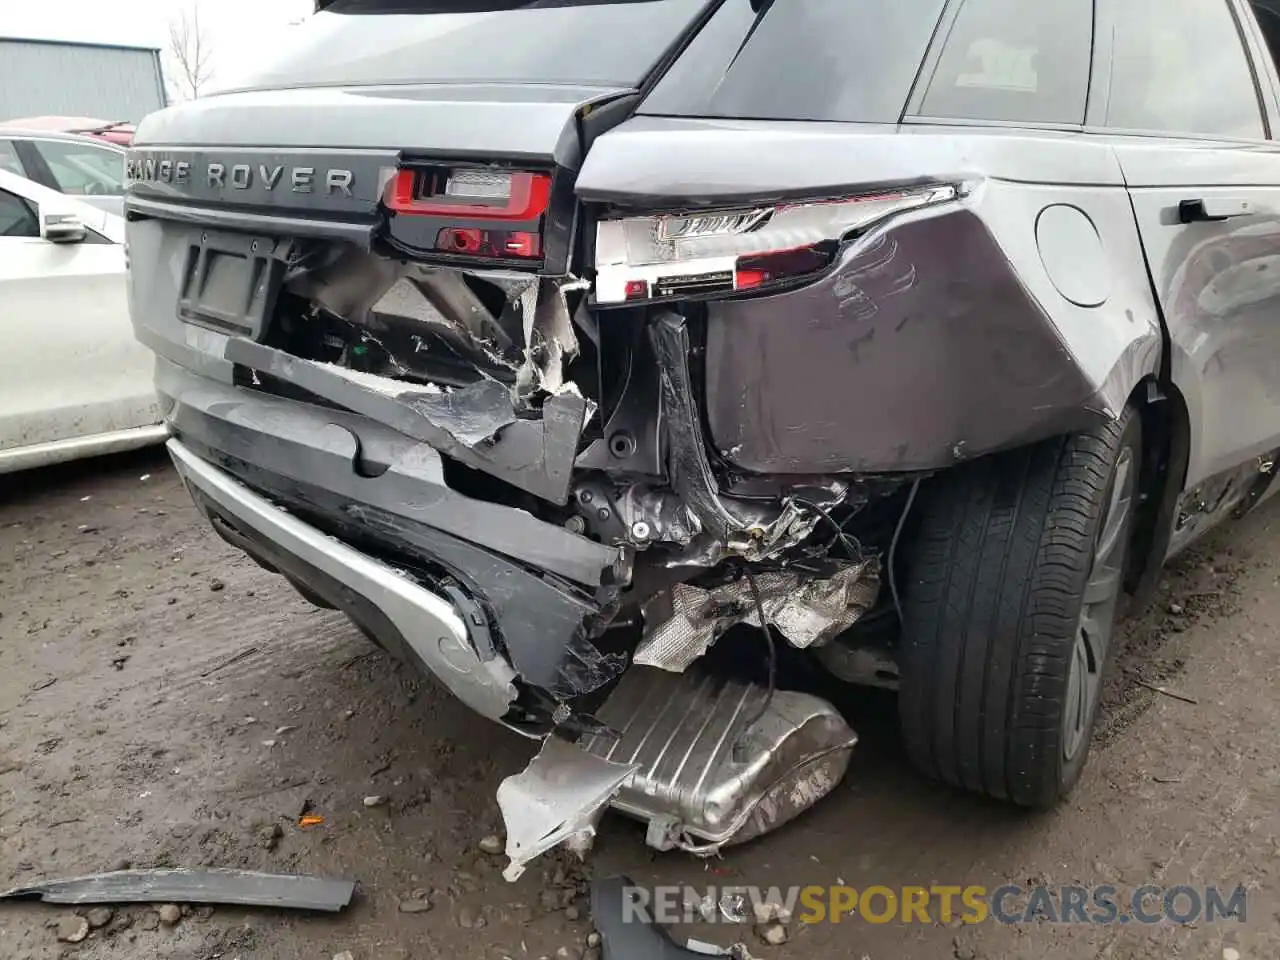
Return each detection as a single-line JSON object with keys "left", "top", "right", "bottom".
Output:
{"left": 578, "top": 121, "right": 1163, "bottom": 473}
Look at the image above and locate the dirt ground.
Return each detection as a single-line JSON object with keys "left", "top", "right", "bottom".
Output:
{"left": 2, "top": 448, "right": 1279, "bottom": 960}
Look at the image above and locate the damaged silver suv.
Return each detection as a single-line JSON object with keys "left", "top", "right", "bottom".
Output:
{"left": 127, "top": 0, "right": 1280, "bottom": 877}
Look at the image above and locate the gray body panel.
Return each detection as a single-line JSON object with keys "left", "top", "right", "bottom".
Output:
{"left": 133, "top": 84, "right": 629, "bottom": 168}
{"left": 1111, "top": 137, "right": 1280, "bottom": 489}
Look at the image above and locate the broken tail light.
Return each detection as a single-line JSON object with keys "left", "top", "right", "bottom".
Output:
{"left": 386, "top": 167, "right": 552, "bottom": 260}
{"left": 594, "top": 185, "right": 957, "bottom": 304}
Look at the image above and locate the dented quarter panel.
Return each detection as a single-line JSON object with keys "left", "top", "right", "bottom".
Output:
{"left": 578, "top": 119, "right": 1162, "bottom": 473}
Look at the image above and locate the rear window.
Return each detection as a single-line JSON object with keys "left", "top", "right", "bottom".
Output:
{"left": 918, "top": 0, "right": 1093, "bottom": 124}
{"left": 640, "top": 0, "right": 950, "bottom": 123}
{"left": 229, "top": 0, "right": 713, "bottom": 91}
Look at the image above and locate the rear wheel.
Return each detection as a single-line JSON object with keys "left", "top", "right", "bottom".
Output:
{"left": 898, "top": 409, "right": 1141, "bottom": 807}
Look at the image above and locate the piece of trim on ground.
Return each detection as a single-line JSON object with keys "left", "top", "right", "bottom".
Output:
{"left": 0, "top": 869, "right": 356, "bottom": 912}
{"left": 591, "top": 877, "right": 755, "bottom": 960}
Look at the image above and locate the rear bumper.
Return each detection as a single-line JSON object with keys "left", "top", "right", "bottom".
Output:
{"left": 160, "top": 360, "right": 631, "bottom": 726}
{"left": 169, "top": 438, "right": 521, "bottom": 721}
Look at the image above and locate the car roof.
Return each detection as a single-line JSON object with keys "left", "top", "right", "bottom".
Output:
{"left": 0, "top": 128, "right": 126, "bottom": 151}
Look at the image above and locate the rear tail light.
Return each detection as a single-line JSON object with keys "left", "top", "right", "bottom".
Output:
{"left": 387, "top": 168, "right": 551, "bottom": 221}
{"left": 594, "top": 185, "right": 957, "bottom": 304}
{"left": 385, "top": 166, "right": 552, "bottom": 260}
{"left": 436, "top": 227, "right": 542, "bottom": 259}
{"left": 624, "top": 279, "right": 651, "bottom": 301}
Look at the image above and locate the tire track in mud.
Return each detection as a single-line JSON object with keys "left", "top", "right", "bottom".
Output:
{"left": 1097, "top": 541, "right": 1248, "bottom": 746}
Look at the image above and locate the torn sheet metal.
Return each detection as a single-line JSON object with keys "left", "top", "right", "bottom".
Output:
{"left": 635, "top": 559, "right": 880, "bottom": 672}
{"left": 581, "top": 668, "right": 857, "bottom": 855}
{"left": 0, "top": 869, "right": 355, "bottom": 912}
{"left": 518, "top": 277, "right": 582, "bottom": 397}
{"left": 648, "top": 313, "right": 840, "bottom": 562}
{"left": 497, "top": 736, "right": 639, "bottom": 882}
{"left": 225, "top": 337, "right": 587, "bottom": 504}
{"left": 320, "top": 368, "right": 518, "bottom": 447}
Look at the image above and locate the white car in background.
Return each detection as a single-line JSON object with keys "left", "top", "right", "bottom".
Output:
{"left": 0, "top": 129, "right": 126, "bottom": 217}
{"left": 0, "top": 168, "right": 164, "bottom": 473}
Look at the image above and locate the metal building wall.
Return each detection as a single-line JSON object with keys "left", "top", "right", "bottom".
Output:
{"left": 0, "top": 39, "right": 167, "bottom": 122}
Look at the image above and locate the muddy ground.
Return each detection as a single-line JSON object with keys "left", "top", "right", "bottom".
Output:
{"left": 1, "top": 448, "right": 1279, "bottom": 960}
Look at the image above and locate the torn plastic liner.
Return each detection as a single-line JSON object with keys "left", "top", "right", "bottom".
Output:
{"left": 517, "top": 276, "right": 584, "bottom": 396}
{"left": 496, "top": 736, "right": 639, "bottom": 883}
{"left": 635, "top": 559, "right": 880, "bottom": 672}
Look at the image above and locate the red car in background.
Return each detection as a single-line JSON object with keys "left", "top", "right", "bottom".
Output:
{"left": 1, "top": 115, "right": 135, "bottom": 146}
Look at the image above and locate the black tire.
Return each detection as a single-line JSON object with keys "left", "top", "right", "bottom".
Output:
{"left": 898, "top": 409, "right": 1142, "bottom": 807}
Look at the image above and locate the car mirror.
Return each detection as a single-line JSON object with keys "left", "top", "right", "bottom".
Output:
{"left": 39, "top": 208, "right": 87, "bottom": 244}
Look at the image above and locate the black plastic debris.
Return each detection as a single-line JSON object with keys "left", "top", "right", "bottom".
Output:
{"left": 592, "top": 876, "right": 737, "bottom": 960}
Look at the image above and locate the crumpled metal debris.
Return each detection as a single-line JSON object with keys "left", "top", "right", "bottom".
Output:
{"left": 635, "top": 559, "right": 880, "bottom": 671}
{"left": 457, "top": 271, "right": 584, "bottom": 399}
{"left": 496, "top": 736, "right": 639, "bottom": 883}
{"left": 519, "top": 277, "right": 583, "bottom": 396}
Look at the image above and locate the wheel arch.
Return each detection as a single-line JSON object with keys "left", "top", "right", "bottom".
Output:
{"left": 1125, "top": 375, "right": 1192, "bottom": 609}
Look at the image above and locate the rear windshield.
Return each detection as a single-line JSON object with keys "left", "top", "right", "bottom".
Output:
{"left": 229, "top": 0, "right": 713, "bottom": 91}
{"left": 641, "top": 0, "right": 950, "bottom": 123}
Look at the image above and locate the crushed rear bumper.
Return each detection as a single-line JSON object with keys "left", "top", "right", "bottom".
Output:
{"left": 160, "top": 359, "right": 631, "bottom": 729}
{"left": 169, "top": 438, "right": 521, "bottom": 720}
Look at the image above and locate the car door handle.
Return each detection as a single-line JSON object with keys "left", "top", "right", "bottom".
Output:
{"left": 1178, "top": 198, "right": 1254, "bottom": 223}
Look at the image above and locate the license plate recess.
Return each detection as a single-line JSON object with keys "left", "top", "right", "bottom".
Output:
{"left": 178, "top": 230, "right": 286, "bottom": 339}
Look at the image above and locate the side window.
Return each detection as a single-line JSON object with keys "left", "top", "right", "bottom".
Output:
{"left": 920, "top": 0, "right": 1094, "bottom": 124}
{"left": 0, "top": 189, "right": 39, "bottom": 238}
{"left": 0, "top": 141, "right": 24, "bottom": 177}
{"left": 30, "top": 140, "right": 125, "bottom": 197}
{"left": 641, "top": 0, "right": 951, "bottom": 123}
{"left": 1248, "top": 1, "right": 1280, "bottom": 87}
{"left": 1106, "top": 0, "right": 1265, "bottom": 138}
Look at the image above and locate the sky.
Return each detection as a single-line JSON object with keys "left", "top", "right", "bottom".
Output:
{"left": 0, "top": 0, "right": 315, "bottom": 96}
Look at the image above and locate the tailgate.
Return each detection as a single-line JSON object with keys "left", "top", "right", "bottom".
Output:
{"left": 126, "top": 0, "right": 718, "bottom": 505}
{"left": 128, "top": 0, "right": 719, "bottom": 271}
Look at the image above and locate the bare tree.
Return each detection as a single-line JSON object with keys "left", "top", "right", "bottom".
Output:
{"left": 168, "top": 6, "right": 214, "bottom": 101}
